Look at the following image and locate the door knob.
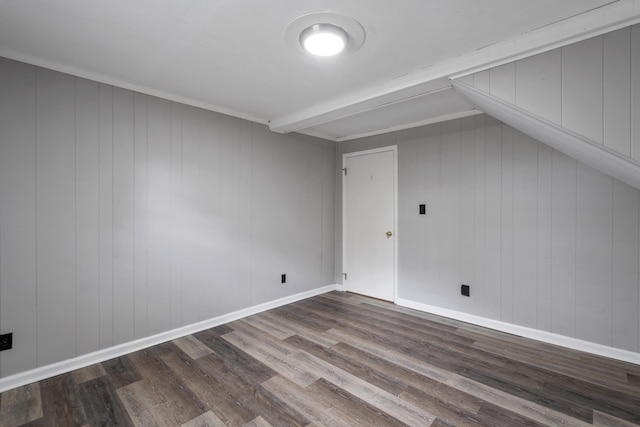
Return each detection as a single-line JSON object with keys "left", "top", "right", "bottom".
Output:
{"left": 386, "top": 231, "right": 393, "bottom": 238}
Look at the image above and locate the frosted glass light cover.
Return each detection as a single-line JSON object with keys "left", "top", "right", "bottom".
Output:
{"left": 300, "top": 24, "right": 348, "bottom": 56}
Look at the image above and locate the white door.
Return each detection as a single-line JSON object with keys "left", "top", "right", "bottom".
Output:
{"left": 343, "top": 146, "right": 396, "bottom": 301}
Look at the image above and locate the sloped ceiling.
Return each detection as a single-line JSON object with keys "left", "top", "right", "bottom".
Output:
{"left": 453, "top": 79, "right": 640, "bottom": 190}
{"left": 0, "top": 1, "right": 639, "bottom": 141}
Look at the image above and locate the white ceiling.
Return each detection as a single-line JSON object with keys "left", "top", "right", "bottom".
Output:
{"left": 0, "top": 0, "right": 637, "bottom": 141}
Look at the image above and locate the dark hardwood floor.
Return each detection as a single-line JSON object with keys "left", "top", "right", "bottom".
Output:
{"left": 1, "top": 291, "right": 639, "bottom": 426}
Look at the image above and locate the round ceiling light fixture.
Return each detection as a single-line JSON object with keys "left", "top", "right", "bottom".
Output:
{"left": 285, "top": 12, "right": 365, "bottom": 58}
{"left": 300, "top": 23, "right": 349, "bottom": 56}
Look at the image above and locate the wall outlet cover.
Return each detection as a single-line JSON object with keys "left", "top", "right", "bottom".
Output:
{"left": 461, "top": 284, "right": 470, "bottom": 297}
{"left": 0, "top": 333, "right": 12, "bottom": 351}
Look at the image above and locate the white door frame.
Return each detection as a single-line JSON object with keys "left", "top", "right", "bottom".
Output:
{"left": 342, "top": 145, "right": 398, "bottom": 302}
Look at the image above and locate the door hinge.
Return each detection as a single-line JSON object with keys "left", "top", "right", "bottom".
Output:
{"left": 342, "top": 168, "right": 347, "bottom": 176}
{"left": 343, "top": 273, "right": 347, "bottom": 280}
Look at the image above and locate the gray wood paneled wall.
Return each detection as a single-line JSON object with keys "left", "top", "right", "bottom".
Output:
{"left": 340, "top": 114, "right": 640, "bottom": 353}
{"left": 0, "top": 57, "right": 336, "bottom": 378}
{"left": 459, "top": 23, "right": 640, "bottom": 163}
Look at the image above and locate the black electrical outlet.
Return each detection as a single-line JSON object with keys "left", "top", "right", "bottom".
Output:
{"left": 461, "top": 284, "right": 470, "bottom": 297}
{"left": 281, "top": 274, "right": 286, "bottom": 284}
{"left": 0, "top": 333, "right": 12, "bottom": 351}
{"left": 419, "top": 204, "right": 426, "bottom": 215}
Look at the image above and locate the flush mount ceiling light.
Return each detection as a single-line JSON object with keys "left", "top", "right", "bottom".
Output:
{"left": 300, "top": 23, "right": 349, "bottom": 56}
{"left": 285, "top": 12, "right": 365, "bottom": 58}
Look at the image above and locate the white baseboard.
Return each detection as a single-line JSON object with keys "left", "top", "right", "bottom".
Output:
{"left": 396, "top": 298, "right": 640, "bottom": 365}
{"left": 0, "top": 285, "right": 339, "bottom": 393}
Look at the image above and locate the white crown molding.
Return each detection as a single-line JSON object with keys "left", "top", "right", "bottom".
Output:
{"left": 451, "top": 79, "right": 640, "bottom": 190}
{"left": 270, "top": 0, "right": 640, "bottom": 135}
{"left": 0, "top": 285, "right": 339, "bottom": 393}
{"left": 0, "top": 49, "right": 269, "bottom": 127}
{"left": 396, "top": 298, "right": 640, "bottom": 366}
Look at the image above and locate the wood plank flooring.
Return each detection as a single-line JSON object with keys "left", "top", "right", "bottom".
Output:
{"left": 1, "top": 291, "right": 640, "bottom": 426}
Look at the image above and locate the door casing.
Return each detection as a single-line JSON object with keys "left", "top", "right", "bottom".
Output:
{"left": 342, "top": 145, "right": 398, "bottom": 302}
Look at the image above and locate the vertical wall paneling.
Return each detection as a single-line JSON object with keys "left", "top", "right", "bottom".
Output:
{"left": 439, "top": 120, "right": 461, "bottom": 306}
{"left": 550, "top": 151, "right": 577, "bottom": 337}
{"left": 483, "top": 116, "right": 502, "bottom": 320}
{"left": 500, "top": 125, "right": 514, "bottom": 323}
{"left": 200, "top": 110, "right": 222, "bottom": 319}
{"left": 473, "top": 69, "right": 490, "bottom": 93}
{"left": 98, "top": 83, "right": 114, "bottom": 349}
{"left": 489, "top": 63, "right": 516, "bottom": 105}
{"left": 277, "top": 129, "right": 296, "bottom": 299}
{"left": 459, "top": 117, "right": 476, "bottom": 312}
{"left": 0, "top": 59, "right": 37, "bottom": 376}
{"left": 477, "top": 24, "right": 640, "bottom": 168}
{"left": 276, "top": 132, "right": 297, "bottom": 299}
{"left": 237, "top": 121, "right": 253, "bottom": 306}
{"left": 632, "top": 25, "right": 640, "bottom": 162}
{"left": 292, "top": 135, "right": 310, "bottom": 295}
{"left": 36, "top": 68, "right": 77, "bottom": 366}
{"left": 515, "top": 49, "right": 562, "bottom": 124}
{"left": 604, "top": 28, "right": 632, "bottom": 156}
{"left": 146, "top": 97, "right": 172, "bottom": 334}
{"left": 536, "top": 143, "right": 553, "bottom": 331}
{"left": 180, "top": 105, "right": 201, "bottom": 326}
{"left": 230, "top": 116, "right": 244, "bottom": 306}
{"left": 611, "top": 180, "right": 639, "bottom": 351}
{"left": 251, "top": 126, "right": 295, "bottom": 305}
{"left": 472, "top": 115, "right": 486, "bottom": 317}
{"left": 199, "top": 108, "right": 215, "bottom": 320}
{"left": 562, "top": 36, "right": 604, "bottom": 144}
{"left": 299, "top": 133, "right": 316, "bottom": 289}
{"left": 511, "top": 131, "right": 538, "bottom": 328}
{"left": 397, "top": 128, "right": 423, "bottom": 299}
{"left": 575, "top": 166, "right": 612, "bottom": 346}
{"left": 169, "top": 103, "right": 183, "bottom": 329}
{"left": 239, "top": 122, "right": 256, "bottom": 305}
{"left": 112, "top": 87, "right": 135, "bottom": 345}
{"left": 231, "top": 118, "right": 251, "bottom": 308}
{"left": 423, "top": 124, "right": 442, "bottom": 303}
{"left": 276, "top": 132, "right": 303, "bottom": 301}
{"left": 466, "top": 23, "right": 640, "bottom": 173}
{"left": 308, "top": 137, "right": 326, "bottom": 290}
{"left": 296, "top": 134, "right": 320, "bottom": 294}
{"left": 75, "top": 78, "right": 101, "bottom": 355}
{"left": 321, "top": 134, "right": 336, "bottom": 286}
{"left": 133, "top": 93, "right": 148, "bottom": 338}
{"left": 233, "top": 116, "right": 249, "bottom": 311}
{"left": 284, "top": 133, "right": 302, "bottom": 294}
{"left": 250, "top": 125, "right": 271, "bottom": 304}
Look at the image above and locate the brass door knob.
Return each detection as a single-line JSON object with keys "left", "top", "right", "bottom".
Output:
{"left": 386, "top": 231, "right": 393, "bottom": 238}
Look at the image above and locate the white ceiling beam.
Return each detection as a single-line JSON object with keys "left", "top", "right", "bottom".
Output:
{"left": 270, "top": 0, "right": 640, "bottom": 135}
{"left": 452, "top": 79, "right": 640, "bottom": 191}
